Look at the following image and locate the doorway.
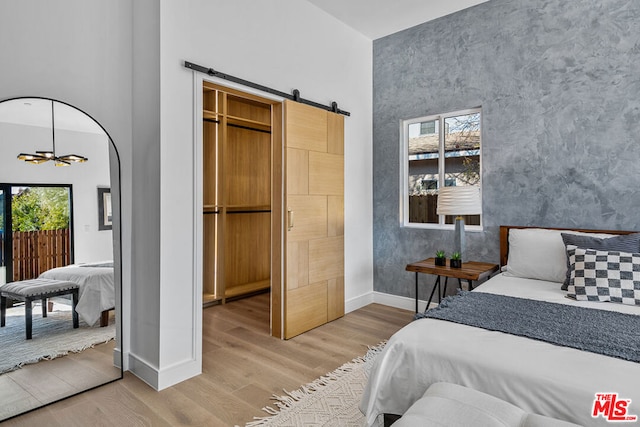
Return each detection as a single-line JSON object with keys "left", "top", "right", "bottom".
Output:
{"left": 201, "top": 82, "right": 280, "bottom": 314}
{"left": 0, "top": 184, "right": 73, "bottom": 285}
{"left": 199, "top": 80, "right": 345, "bottom": 339}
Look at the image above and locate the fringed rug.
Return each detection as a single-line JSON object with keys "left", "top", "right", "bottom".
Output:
{"left": 0, "top": 304, "right": 115, "bottom": 374}
{"left": 243, "top": 342, "right": 386, "bottom": 427}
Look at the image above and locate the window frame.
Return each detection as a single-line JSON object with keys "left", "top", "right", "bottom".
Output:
{"left": 400, "top": 107, "right": 483, "bottom": 230}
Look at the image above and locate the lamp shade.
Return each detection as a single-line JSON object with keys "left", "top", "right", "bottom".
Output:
{"left": 436, "top": 186, "right": 481, "bottom": 216}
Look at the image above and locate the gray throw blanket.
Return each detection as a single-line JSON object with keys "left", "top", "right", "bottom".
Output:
{"left": 417, "top": 291, "right": 640, "bottom": 363}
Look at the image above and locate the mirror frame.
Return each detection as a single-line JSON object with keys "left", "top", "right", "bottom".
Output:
{"left": 0, "top": 96, "right": 123, "bottom": 420}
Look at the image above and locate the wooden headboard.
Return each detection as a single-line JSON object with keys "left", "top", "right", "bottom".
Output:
{"left": 499, "top": 225, "right": 636, "bottom": 267}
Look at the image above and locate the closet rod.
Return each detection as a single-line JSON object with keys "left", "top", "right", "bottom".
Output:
{"left": 184, "top": 61, "right": 350, "bottom": 117}
{"left": 228, "top": 209, "right": 271, "bottom": 214}
{"left": 204, "top": 118, "right": 271, "bottom": 134}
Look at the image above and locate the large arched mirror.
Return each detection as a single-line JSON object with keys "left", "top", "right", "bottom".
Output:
{"left": 0, "top": 97, "right": 122, "bottom": 420}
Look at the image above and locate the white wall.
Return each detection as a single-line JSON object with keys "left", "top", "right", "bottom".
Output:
{"left": 0, "top": 0, "right": 133, "bottom": 374}
{"left": 0, "top": 123, "right": 113, "bottom": 263}
{"left": 1, "top": 0, "right": 376, "bottom": 391}
{"left": 128, "top": 0, "right": 162, "bottom": 384}
{"left": 153, "top": 0, "right": 373, "bottom": 388}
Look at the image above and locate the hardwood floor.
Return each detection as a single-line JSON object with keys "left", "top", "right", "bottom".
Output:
{"left": 0, "top": 340, "right": 119, "bottom": 420}
{"left": 4, "top": 293, "right": 412, "bottom": 426}
{"left": 0, "top": 306, "right": 120, "bottom": 421}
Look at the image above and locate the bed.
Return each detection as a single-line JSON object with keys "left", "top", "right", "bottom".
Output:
{"left": 360, "top": 226, "right": 640, "bottom": 427}
{"left": 38, "top": 261, "right": 114, "bottom": 327}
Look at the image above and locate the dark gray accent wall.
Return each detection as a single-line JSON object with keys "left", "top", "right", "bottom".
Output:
{"left": 373, "top": 0, "right": 640, "bottom": 297}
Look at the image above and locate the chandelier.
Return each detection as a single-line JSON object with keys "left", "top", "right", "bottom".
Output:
{"left": 17, "top": 100, "right": 88, "bottom": 166}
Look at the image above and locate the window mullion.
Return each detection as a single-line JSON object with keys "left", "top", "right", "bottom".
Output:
{"left": 402, "top": 121, "right": 410, "bottom": 225}
{"left": 438, "top": 116, "right": 445, "bottom": 225}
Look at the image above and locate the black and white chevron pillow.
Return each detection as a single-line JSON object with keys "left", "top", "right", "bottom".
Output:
{"left": 567, "top": 246, "right": 640, "bottom": 306}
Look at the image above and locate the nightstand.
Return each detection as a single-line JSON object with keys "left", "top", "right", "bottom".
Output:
{"left": 406, "top": 258, "right": 499, "bottom": 312}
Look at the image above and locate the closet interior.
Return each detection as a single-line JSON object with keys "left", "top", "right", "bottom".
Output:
{"left": 202, "top": 82, "right": 279, "bottom": 305}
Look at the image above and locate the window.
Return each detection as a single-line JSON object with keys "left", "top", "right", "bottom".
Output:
{"left": 0, "top": 184, "right": 73, "bottom": 283}
{"left": 401, "top": 108, "right": 482, "bottom": 229}
{"left": 420, "top": 121, "right": 436, "bottom": 135}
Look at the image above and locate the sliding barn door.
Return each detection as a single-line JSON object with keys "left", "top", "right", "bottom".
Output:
{"left": 282, "top": 100, "right": 344, "bottom": 339}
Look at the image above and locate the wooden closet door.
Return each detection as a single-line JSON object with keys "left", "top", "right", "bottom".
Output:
{"left": 282, "top": 100, "right": 344, "bottom": 339}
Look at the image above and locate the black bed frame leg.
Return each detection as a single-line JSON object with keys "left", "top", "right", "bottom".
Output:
{"left": 0, "top": 296, "right": 6, "bottom": 327}
{"left": 26, "top": 299, "right": 32, "bottom": 339}
{"left": 72, "top": 290, "right": 79, "bottom": 329}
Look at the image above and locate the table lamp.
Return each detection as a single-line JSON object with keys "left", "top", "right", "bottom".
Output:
{"left": 436, "top": 186, "right": 481, "bottom": 263}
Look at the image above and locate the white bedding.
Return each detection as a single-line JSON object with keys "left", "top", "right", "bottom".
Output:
{"left": 360, "top": 273, "right": 640, "bottom": 426}
{"left": 38, "top": 262, "right": 114, "bottom": 326}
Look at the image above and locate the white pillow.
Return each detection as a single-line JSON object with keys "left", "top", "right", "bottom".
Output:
{"left": 504, "top": 228, "right": 614, "bottom": 283}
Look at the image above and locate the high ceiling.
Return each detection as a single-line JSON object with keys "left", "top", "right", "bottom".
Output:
{"left": 0, "top": 98, "right": 104, "bottom": 135}
{"left": 306, "top": 0, "right": 490, "bottom": 40}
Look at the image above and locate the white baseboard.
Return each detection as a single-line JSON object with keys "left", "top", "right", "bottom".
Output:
{"left": 113, "top": 347, "right": 125, "bottom": 370}
{"left": 344, "top": 292, "right": 438, "bottom": 313}
{"left": 128, "top": 352, "right": 160, "bottom": 389}
{"left": 347, "top": 291, "right": 436, "bottom": 313}
{"left": 345, "top": 291, "right": 374, "bottom": 313}
{"left": 374, "top": 291, "right": 430, "bottom": 312}
{"left": 372, "top": 292, "right": 438, "bottom": 311}
{"left": 127, "top": 352, "right": 201, "bottom": 391}
{"left": 156, "top": 358, "right": 201, "bottom": 391}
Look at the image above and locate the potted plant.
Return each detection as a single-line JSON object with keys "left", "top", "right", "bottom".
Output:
{"left": 435, "top": 250, "right": 446, "bottom": 266}
{"left": 450, "top": 251, "right": 462, "bottom": 268}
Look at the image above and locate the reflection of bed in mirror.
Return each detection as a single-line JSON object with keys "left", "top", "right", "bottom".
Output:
{"left": 38, "top": 261, "right": 114, "bottom": 327}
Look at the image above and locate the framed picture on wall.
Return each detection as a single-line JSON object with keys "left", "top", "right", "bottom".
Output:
{"left": 98, "top": 187, "right": 112, "bottom": 231}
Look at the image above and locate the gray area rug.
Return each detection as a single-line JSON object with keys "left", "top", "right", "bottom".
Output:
{"left": 0, "top": 304, "right": 115, "bottom": 374}
{"left": 242, "top": 343, "right": 385, "bottom": 427}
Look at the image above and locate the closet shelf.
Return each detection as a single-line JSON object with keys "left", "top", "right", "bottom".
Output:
{"left": 204, "top": 204, "right": 271, "bottom": 213}
{"left": 203, "top": 293, "right": 219, "bottom": 305}
{"left": 203, "top": 110, "right": 219, "bottom": 121}
{"left": 203, "top": 109, "right": 271, "bottom": 133}
{"left": 227, "top": 115, "right": 271, "bottom": 133}
{"left": 226, "top": 205, "right": 271, "bottom": 212}
{"left": 225, "top": 279, "right": 270, "bottom": 299}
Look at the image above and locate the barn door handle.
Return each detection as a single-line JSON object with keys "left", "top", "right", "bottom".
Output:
{"left": 287, "top": 209, "right": 294, "bottom": 231}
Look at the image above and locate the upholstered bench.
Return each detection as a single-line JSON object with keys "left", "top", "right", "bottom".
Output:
{"left": 0, "top": 279, "right": 79, "bottom": 339}
{"left": 394, "top": 382, "right": 581, "bottom": 427}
